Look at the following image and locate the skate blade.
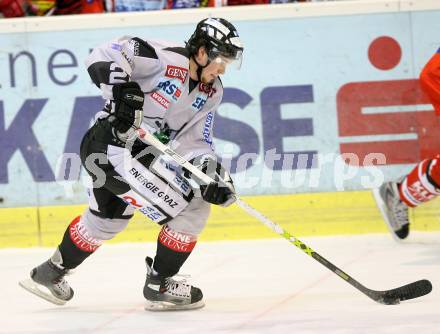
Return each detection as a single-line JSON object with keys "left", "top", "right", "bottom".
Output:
{"left": 19, "top": 279, "right": 66, "bottom": 306}
{"left": 372, "top": 188, "right": 405, "bottom": 243}
{"left": 145, "top": 300, "right": 204, "bottom": 311}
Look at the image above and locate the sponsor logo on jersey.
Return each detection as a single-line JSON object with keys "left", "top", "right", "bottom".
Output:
{"left": 152, "top": 158, "right": 192, "bottom": 197}
{"left": 122, "top": 195, "right": 142, "bottom": 208}
{"left": 129, "top": 167, "right": 180, "bottom": 209}
{"left": 157, "top": 80, "right": 181, "bottom": 101}
{"left": 165, "top": 65, "right": 188, "bottom": 83}
{"left": 150, "top": 91, "right": 170, "bottom": 109}
{"left": 121, "top": 50, "right": 134, "bottom": 67}
{"left": 138, "top": 206, "right": 165, "bottom": 222}
{"left": 192, "top": 96, "right": 207, "bottom": 112}
{"left": 111, "top": 43, "right": 122, "bottom": 51}
{"left": 199, "top": 82, "right": 216, "bottom": 97}
{"left": 130, "top": 39, "right": 140, "bottom": 56}
{"left": 203, "top": 111, "right": 214, "bottom": 146}
{"left": 191, "top": 83, "right": 214, "bottom": 112}
{"left": 122, "top": 195, "right": 166, "bottom": 223}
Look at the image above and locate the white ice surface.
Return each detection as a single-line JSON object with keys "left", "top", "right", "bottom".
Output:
{"left": 1, "top": 233, "right": 440, "bottom": 334}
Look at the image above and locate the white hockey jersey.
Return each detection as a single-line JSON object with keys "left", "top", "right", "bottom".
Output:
{"left": 85, "top": 35, "right": 222, "bottom": 160}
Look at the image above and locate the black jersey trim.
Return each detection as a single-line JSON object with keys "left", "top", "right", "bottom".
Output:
{"left": 132, "top": 37, "right": 158, "bottom": 59}
{"left": 189, "top": 77, "right": 199, "bottom": 94}
{"left": 88, "top": 61, "right": 125, "bottom": 87}
{"left": 163, "top": 47, "right": 190, "bottom": 59}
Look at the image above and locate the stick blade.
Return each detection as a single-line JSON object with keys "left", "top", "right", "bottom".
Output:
{"left": 373, "top": 279, "right": 432, "bottom": 305}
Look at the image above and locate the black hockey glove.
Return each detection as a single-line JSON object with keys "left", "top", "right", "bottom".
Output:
{"left": 111, "top": 82, "right": 144, "bottom": 133}
{"left": 192, "top": 156, "right": 236, "bottom": 207}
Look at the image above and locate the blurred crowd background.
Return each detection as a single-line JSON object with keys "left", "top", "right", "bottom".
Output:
{"left": 0, "top": 0, "right": 340, "bottom": 18}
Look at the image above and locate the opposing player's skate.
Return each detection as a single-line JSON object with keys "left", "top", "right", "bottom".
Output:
{"left": 373, "top": 181, "right": 410, "bottom": 240}
{"left": 19, "top": 248, "right": 74, "bottom": 305}
{"left": 143, "top": 257, "right": 204, "bottom": 311}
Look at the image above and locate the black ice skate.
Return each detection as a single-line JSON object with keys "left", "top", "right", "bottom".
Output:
{"left": 143, "top": 257, "right": 204, "bottom": 311}
{"left": 19, "top": 248, "right": 74, "bottom": 305}
{"left": 373, "top": 181, "right": 410, "bottom": 240}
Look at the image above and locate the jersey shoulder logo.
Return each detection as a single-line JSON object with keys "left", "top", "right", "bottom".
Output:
{"left": 199, "top": 82, "right": 216, "bottom": 98}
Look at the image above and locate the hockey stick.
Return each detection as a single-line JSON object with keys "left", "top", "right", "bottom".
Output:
{"left": 135, "top": 128, "right": 432, "bottom": 305}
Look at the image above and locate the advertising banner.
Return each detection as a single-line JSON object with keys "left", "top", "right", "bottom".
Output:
{"left": 1, "top": 6, "right": 440, "bottom": 207}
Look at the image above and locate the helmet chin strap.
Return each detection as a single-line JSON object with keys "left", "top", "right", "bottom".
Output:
{"left": 193, "top": 56, "right": 210, "bottom": 82}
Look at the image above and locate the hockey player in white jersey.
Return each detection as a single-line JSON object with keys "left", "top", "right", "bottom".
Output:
{"left": 19, "top": 18, "right": 243, "bottom": 310}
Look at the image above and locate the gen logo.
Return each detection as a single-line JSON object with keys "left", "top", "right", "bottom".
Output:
{"left": 165, "top": 65, "right": 188, "bottom": 83}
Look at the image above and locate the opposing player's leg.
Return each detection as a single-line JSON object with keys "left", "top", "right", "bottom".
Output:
{"left": 374, "top": 51, "right": 440, "bottom": 240}
{"left": 419, "top": 51, "right": 440, "bottom": 115}
{"left": 373, "top": 179, "right": 410, "bottom": 240}
{"left": 373, "top": 156, "right": 440, "bottom": 240}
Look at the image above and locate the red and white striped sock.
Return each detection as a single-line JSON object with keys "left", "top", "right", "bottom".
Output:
{"left": 68, "top": 216, "right": 102, "bottom": 252}
{"left": 399, "top": 157, "right": 440, "bottom": 207}
{"left": 153, "top": 225, "right": 198, "bottom": 278}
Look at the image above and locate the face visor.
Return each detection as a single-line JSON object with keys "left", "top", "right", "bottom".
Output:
{"left": 207, "top": 44, "right": 243, "bottom": 70}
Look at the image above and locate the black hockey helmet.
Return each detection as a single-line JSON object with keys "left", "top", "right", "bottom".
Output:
{"left": 186, "top": 17, "right": 244, "bottom": 69}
